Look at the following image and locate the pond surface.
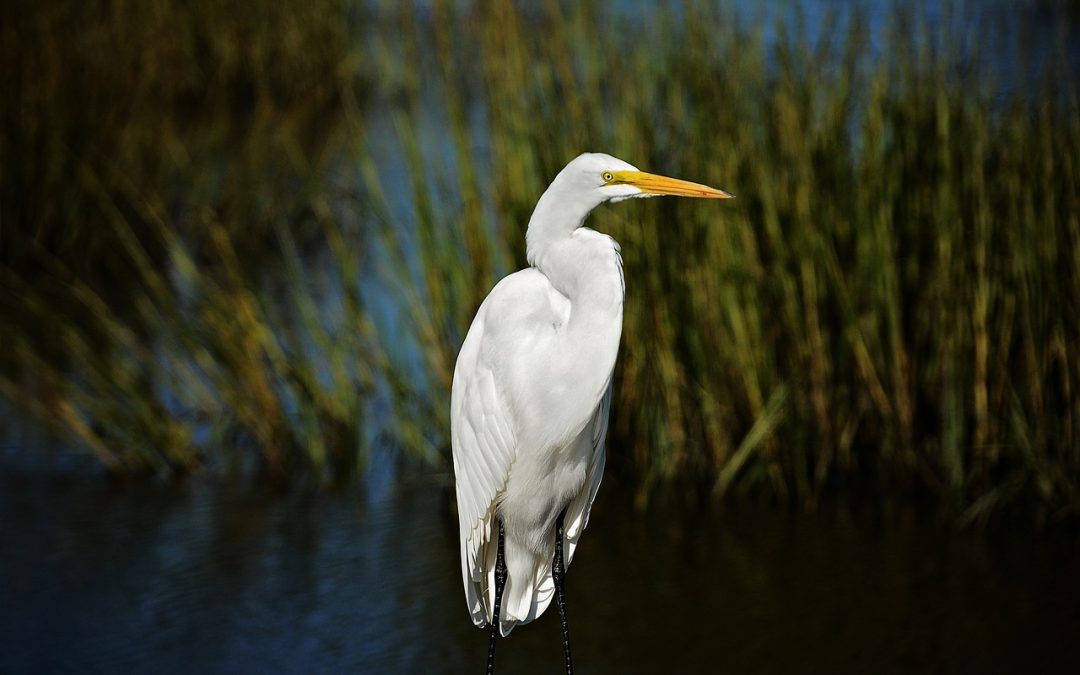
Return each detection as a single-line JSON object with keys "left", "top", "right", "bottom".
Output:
{"left": 2, "top": 462, "right": 1078, "bottom": 674}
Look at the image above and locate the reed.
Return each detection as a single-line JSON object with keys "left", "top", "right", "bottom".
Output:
{"left": 370, "top": 1, "right": 1080, "bottom": 520}
{"left": 3, "top": 1, "right": 1078, "bottom": 522}
{"left": 1, "top": 0, "right": 380, "bottom": 481}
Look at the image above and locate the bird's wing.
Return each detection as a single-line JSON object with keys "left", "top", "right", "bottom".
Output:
{"left": 451, "top": 274, "right": 543, "bottom": 628}
{"left": 451, "top": 267, "right": 605, "bottom": 628}
{"left": 561, "top": 377, "right": 612, "bottom": 565}
{"left": 451, "top": 341, "right": 515, "bottom": 627}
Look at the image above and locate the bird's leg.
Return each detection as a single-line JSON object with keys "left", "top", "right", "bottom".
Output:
{"left": 486, "top": 518, "right": 507, "bottom": 675}
{"left": 554, "top": 510, "right": 575, "bottom": 675}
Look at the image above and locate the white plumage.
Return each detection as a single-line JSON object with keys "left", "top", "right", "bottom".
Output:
{"left": 451, "top": 152, "right": 732, "bottom": 638}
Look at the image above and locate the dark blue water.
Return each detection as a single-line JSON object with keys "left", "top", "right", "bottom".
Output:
{"left": 2, "top": 463, "right": 1078, "bottom": 674}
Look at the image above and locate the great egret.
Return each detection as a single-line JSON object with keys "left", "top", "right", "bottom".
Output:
{"left": 451, "top": 152, "right": 732, "bottom": 673}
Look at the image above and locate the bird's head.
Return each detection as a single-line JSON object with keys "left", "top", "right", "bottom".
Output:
{"left": 526, "top": 152, "right": 733, "bottom": 266}
{"left": 554, "top": 152, "right": 734, "bottom": 206}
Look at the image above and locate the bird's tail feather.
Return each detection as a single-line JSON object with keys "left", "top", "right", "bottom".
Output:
{"left": 497, "top": 537, "right": 555, "bottom": 636}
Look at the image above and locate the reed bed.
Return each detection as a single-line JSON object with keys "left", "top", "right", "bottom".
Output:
{"left": 3, "top": 1, "right": 1078, "bottom": 522}
{"left": 1, "top": 0, "right": 378, "bottom": 481}
{"left": 367, "top": 1, "right": 1080, "bottom": 521}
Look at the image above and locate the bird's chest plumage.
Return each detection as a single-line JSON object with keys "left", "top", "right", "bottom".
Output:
{"left": 512, "top": 237, "right": 623, "bottom": 453}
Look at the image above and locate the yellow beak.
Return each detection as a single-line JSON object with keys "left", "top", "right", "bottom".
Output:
{"left": 612, "top": 170, "right": 734, "bottom": 199}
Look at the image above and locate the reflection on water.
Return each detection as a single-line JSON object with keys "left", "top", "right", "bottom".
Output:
{"left": 2, "top": 465, "right": 1078, "bottom": 674}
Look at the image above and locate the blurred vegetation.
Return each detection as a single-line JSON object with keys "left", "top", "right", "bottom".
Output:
{"left": 1, "top": 0, "right": 379, "bottom": 481}
{"left": 2, "top": 1, "right": 1079, "bottom": 523}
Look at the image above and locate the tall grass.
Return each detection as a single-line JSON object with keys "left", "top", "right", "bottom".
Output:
{"left": 367, "top": 1, "right": 1080, "bottom": 521}
{"left": 1, "top": 0, "right": 382, "bottom": 481}
{"left": 2, "top": 1, "right": 1078, "bottom": 522}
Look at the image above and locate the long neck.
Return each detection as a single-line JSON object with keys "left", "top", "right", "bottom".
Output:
{"left": 524, "top": 175, "right": 623, "bottom": 325}
{"left": 525, "top": 180, "right": 602, "bottom": 267}
{"left": 534, "top": 229, "right": 625, "bottom": 328}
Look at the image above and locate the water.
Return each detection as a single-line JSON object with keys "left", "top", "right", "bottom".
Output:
{"left": 2, "top": 465, "right": 1077, "bottom": 674}
{"left": 4, "top": 2, "right": 1080, "bottom": 672}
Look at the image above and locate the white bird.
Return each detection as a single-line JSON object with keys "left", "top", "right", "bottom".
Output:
{"left": 451, "top": 152, "right": 732, "bottom": 673}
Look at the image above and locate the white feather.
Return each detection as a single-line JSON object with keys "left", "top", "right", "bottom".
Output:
{"left": 451, "top": 154, "right": 633, "bottom": 636}
{"left": 452, "top": 152, "right": 731, "bottom": 651}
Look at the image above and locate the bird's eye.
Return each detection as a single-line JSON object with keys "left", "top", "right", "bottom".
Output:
{"left": 602, "top": 172, "right": 614, "bottom": 183}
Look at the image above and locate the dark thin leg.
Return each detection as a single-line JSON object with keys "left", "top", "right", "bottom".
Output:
{"left": 554, "top": 511, "right": 574, "bottom": 675}
{"left": 486, "top": 519, "right": 507, "bottom": 675}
